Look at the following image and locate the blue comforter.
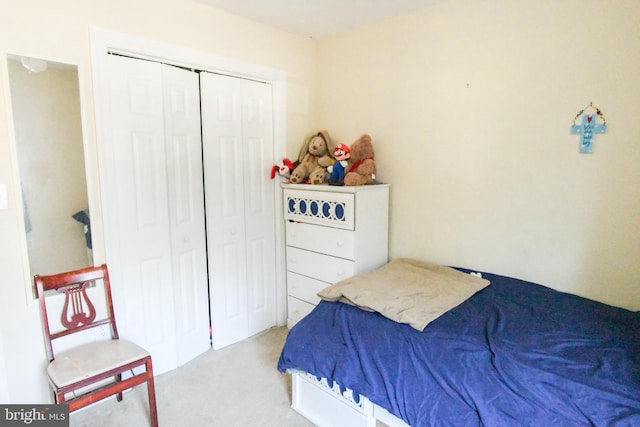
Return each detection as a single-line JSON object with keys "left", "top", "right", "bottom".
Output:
{"left": 278, "top": 270, "right": 640, "bottom": 426}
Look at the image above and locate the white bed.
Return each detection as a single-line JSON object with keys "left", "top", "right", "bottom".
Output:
{"left": 291, "top": 371, "right": 409, "bottom": 427}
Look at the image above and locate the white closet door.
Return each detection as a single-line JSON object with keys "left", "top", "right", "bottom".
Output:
{"left": 242, "top": 80, "right": 277, "bottom": 337}
{"left": 201, "top": 72, "right": 277, "bottom": 349}
{"left": 105, "top": 55, "right": 177, "bottom": 374}
{"left": 162, "top": 64, "right": 211, "bottom": 366}
{"left": 201, "top": 73, "right": 248, "bottom": 349}
{"left": 104, "top": 55, "right": 208, "bottom": 373}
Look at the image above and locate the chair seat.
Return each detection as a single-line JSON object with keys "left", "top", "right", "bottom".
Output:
{"left": 48, "top": 339, "right": 150, "bottom": 388}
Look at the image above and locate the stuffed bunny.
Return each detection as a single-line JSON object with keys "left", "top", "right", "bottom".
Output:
{"left": 289, "top": 130, "right": 335, "bottom": 184}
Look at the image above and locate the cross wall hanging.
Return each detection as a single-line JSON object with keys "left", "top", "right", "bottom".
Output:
{"left": 570, "top": 102, "right": 607, "bottom": 153}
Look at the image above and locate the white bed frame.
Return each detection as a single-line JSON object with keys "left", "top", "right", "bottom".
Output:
{"left": 291, "top": 371, "right": 410, "bottom": 427}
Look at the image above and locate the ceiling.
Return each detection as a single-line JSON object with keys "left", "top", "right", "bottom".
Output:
{"left": 195, "top": 0, "right": 442, "bottom": 39}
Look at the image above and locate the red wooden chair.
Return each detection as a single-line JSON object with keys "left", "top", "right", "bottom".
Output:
{"left": 35, "top": 264, "right": 158, "bottom": 426}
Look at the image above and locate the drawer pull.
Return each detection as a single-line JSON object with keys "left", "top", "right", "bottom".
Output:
{"left": 336, "top": 240, "right": 345, "bottom": 247}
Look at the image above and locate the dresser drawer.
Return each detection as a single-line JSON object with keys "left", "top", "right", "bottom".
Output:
{"left": 286, "top": 221, "right": 355, "bottom": 259}
{"left": 287, "top": 247, "right": 355, "bottom": 284}
{"left": 287, "top": 272, "right": 327, "bottom": 305}
{"left": 284, "top": 188, "right": 355, "bottom": 230}
{"left": 288, "top": 296, "right": 316, "bottom": 325}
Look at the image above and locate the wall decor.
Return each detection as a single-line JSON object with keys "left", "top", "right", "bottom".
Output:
{"left": 571, "top": 102, "right": 607, "bottom": 153}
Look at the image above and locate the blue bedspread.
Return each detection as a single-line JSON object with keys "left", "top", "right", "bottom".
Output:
{"left": 278, "top": 270, "right": 640, "bottom": 426}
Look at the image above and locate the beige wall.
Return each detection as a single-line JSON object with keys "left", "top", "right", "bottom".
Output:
{"left": 315, "top": 0, "right": 640, "bottom": 310}
{"left": 9, "top": 60, "right": 91, "bottom": 278}
{"left": 0, "top": 0, "right": 315, "bottom": 403}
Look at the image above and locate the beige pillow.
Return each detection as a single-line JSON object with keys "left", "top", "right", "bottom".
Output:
{"left": 318, "top": 258, "right": 490, "bottom": 331}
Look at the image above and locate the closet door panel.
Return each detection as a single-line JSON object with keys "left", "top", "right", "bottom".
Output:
{"left": 105, "top": 55, "right": 177, "bottom": 374}
{"left": 247, "top": 236, "right": 270, "bottom": 316}
{"left": 162, "top": 64, "right": 210, "bottom": 366}
{"left": 242, "top": 81, "right": 276, "bottom": 335}
{"left": 201, "top": 73, "right": 276, "bottom": 348}
{"left": 201, "top": 72, "right": 249, "bottom": 349}
{"left": 140, "top": 259, "right": 169, "bottom": 345}
{"left": 219, "top": 136, "right": 245, "bottom": 219}
{"left": 221, "top": 242, "right": 247, "bottom": 318}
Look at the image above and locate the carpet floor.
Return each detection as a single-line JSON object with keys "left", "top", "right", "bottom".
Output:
{"left": 70, "top": 327, "right": 314, "bottom": 426}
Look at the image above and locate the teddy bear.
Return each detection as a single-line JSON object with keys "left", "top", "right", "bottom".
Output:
{"left": 289, "top": 130, "right": 335, "bottom": 184}
{"left": 344, "top": 134, "right": 377, "bottom": 186}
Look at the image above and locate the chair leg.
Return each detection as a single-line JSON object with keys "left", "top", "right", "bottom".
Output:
{"left": 116, "top": 373, "right": 123, "bottom": 401}
{"left": 145, "top": 358, "right": 158, "bottom": 427}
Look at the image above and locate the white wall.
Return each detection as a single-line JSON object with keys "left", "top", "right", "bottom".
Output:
{"left": 315, "top": 0, "right": 640, "bottom": 310}
{"left": 0, "top": 0, "right": 315, "bottom": 403}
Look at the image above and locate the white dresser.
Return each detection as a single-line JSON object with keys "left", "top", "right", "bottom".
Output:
{"left": 282, "top": 183, "right": 390, "bottom": 328}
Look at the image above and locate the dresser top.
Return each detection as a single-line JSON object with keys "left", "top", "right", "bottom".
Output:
{"left": 281, "top": 183, "right": 389, "bottom": 193}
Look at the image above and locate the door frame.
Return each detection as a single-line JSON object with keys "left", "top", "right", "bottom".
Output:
{"left": 90, "top": 27, "right": 288, "bottom": 328}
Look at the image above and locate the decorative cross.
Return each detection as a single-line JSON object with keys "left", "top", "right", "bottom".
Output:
{"left": 570, "top": 103, "right": 607, "bottom": 154}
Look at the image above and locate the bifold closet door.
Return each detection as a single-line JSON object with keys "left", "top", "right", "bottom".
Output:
{"left": 162, "top": 64, "right": 210, "bottom": 367}
{"left": 200, "top": 72, "right": 277, "bottom": 350}
{"left": 103, "top": 55, "right": 209, "bottom": 373}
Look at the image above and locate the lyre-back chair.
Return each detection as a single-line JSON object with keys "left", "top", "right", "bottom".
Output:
{"left": 35, "top": 264, "right": 158, "bottom": 426}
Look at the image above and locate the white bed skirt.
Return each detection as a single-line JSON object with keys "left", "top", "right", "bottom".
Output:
{"left": 290, "top": 371, "right": 410, "bottom": 427}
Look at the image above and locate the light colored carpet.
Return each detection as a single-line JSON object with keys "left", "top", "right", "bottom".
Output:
{"left": 70, "top": 327, "right": 314, "bottom": 427}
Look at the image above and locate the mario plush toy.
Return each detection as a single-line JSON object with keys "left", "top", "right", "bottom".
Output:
{"left": 327, "top": 143, "right": 350, "bottom": 185}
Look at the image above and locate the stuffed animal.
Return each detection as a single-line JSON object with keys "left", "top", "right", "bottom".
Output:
{"left": 289, "top": 130, "right": 335, "bottom": 184}
{"left": 270, "top": 158, "right": 296, "bottom": 180}
{"left": 344, "top": 134, "right": 377, "bottom": 186}
{"left": 327, "top": 143, "right": 350, "bottom": 185}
